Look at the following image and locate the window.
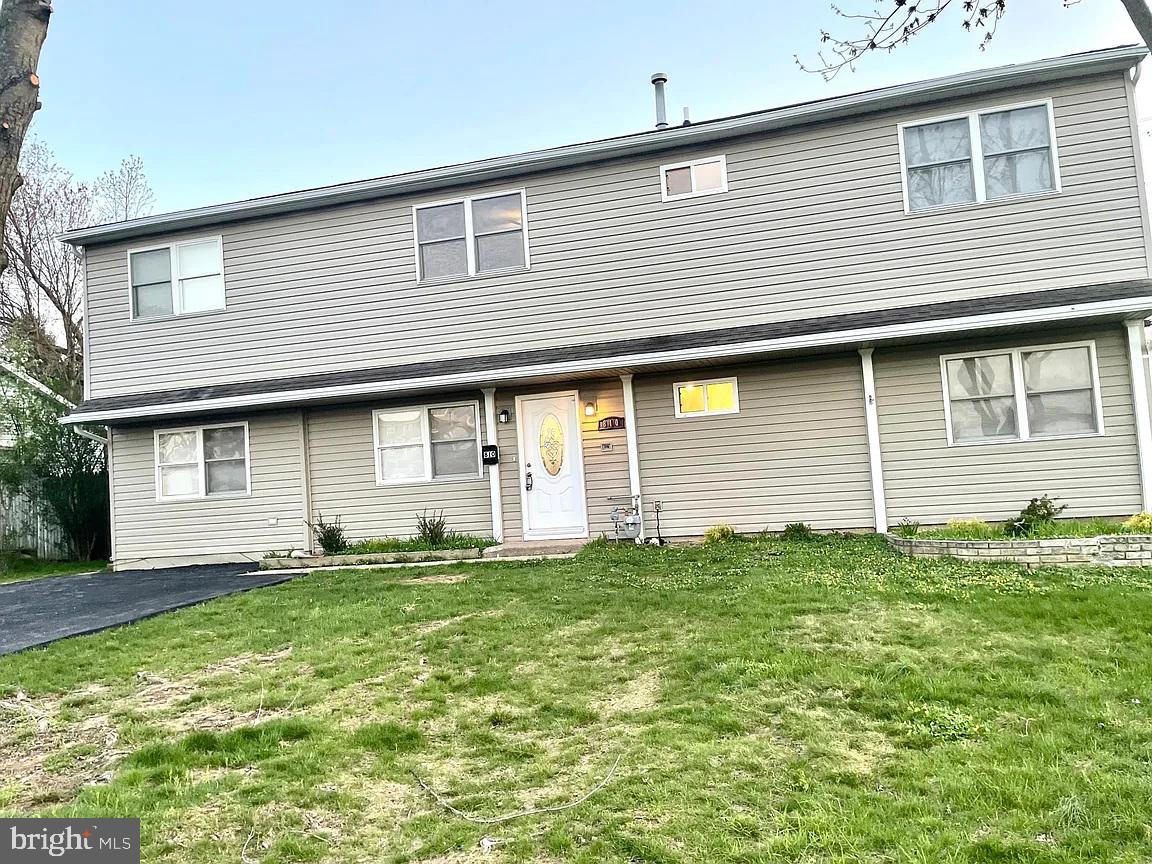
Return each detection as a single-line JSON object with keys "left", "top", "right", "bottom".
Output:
{"left": 940, "top": 342, "right": 1102, "bottom": 445}
{"left": 155, "top": 423, "right": 249, "bottom": 500}
{"left": 900, "top": 101, "right": 1059, "bottom": 212}
{"left": 373, "top": 402, "right": 482, "bottom": 484}
{"left": 660, "top": 156, "right": 728, "bottom": 201}
{"left": 129, "top": 237, "right": 225, "bottom": 319}
{"left": 413, "top": 191, "right": 528, "bottom": 282}
{"left": 674, "top": 377, "right": 739, "bottom": 417}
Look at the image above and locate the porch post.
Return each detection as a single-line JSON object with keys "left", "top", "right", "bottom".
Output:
{"left": 858, "top": 348, "right": 889, "bottom": 533}
{"left": 620, "top": 373, "right": 645, "bottom": 540}
{"left": 1124, "top": 320, "right": 1152, "bottom": 511}
{"left": 482, "top": 387, "right": 505, "bottom": 542}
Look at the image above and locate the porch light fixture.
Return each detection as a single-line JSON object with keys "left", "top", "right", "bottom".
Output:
{"left": 498, "top": 409, "right": 511, "bottom": 424}
{"left": 584, "top": 401, "right": 597, "bottom": 417}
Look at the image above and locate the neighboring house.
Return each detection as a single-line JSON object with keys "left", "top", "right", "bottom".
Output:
{"left": 59, "top": 45, "right": 1152, "bottom": 569}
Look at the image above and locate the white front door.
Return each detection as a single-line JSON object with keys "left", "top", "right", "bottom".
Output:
{"left": 516, "top": 392, "right": 589, "bottom": 540}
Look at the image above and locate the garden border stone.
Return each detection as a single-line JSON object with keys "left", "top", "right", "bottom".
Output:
{"left": 886, "top": 534, "right": 1152, "bottom": 568}
{"left": 260, "top": 548, "right": 482, "bottom": 569}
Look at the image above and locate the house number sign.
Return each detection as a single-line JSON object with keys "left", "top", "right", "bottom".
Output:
{"left": 598, "top": 416, "right": 626, "bottom": 431}
{"left": 481, "top": 445, "right": 499, "bottom": 465}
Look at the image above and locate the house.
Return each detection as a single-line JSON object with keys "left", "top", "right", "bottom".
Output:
{"left": 59, "top": 45, "right": 1152, "bottom": 570}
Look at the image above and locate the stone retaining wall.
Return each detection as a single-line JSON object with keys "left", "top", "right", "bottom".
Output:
{"left": 887, "top": 534, "right": 1152, "bottom": 568}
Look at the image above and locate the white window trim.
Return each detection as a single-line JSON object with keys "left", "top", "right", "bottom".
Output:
{"left": 372, "top": 400, "right": 484, "bottom": 486}
{"left": 939, "top": 340, "right": 1104, "bottom": 447}
{"left": 127, "top": 235, "right": 226, "bottom": 321}
{"left": 411, "top": 190, "right": 530, "bottom": 285}
{"left": 897, "top": 98, "right": 1061, "bottom": 215}
{"left": 672, "top": 376, "right": 740, "bottom": 418}
{"left": 154, "top": 420, "right": 251, "bottom": 502}
{"left": 659, "top": 155, "right": 729, "bottom": 202}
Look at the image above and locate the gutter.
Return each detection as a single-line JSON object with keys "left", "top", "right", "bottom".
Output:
{"left": 61, "top": 294, "right": 1152, "bottom": 425}
{"left": 58, "top": 45, "right": 1146, "bottom": 248}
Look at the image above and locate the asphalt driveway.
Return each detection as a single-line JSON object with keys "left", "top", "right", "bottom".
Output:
{"left": 0, "top": 564, "right": 293, "bottom": 656}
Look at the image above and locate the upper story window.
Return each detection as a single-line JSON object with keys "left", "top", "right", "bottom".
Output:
{"left": 900, "top": 101, "right": 1059, "bottom": 213}
{"left": 155, "top": 422, "right": 249, "bottom": 501}
{"left": 674, "top": 377, "right": 739, "bottom": 417}
{"left": 940, "top": 341, "right": 1101, "bottom": 445}
{"left": 660, "top": 155, "right": 728, "bottom": 201}
{"left": 129, "top": 237, "right": 225, "bottom": 319}
{"left": 373, "top": 401, "right": 482, "bottom": 484}
{"left": 413, "top": 191, "right": 529, "bottom": 282}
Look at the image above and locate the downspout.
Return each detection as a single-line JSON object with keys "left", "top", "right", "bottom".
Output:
{"left": 620, "top": 374, "right": 645, "bottom": 540}
{"left": 482, "top": 387, "right": 504, "bottom": 542}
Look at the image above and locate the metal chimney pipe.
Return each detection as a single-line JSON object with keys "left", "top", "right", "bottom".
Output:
{"left": 651, "top": 72, "right": 669, "bottom": 129}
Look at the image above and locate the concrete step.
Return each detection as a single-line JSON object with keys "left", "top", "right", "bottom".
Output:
{"left": 482, "top": 539, "right": 590, "bottom": 558}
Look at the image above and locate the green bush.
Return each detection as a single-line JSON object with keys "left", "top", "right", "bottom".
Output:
{"left": 1006, "top": 495, "right": 1067, "bottom": 537}
{"left": 781, "top": 522, "right": 816, "bottom": 541}
{"left": 416, "top": 509, "right": 449, "bottom": 546}
{"left": 1123, "top": 512, "right": 1152, "bottom": 534}
{"left": 307, "top": 514, "right": 347, "bottom": 556}
{"left": 702, "top": 523, "right": 737, "bottom": 544}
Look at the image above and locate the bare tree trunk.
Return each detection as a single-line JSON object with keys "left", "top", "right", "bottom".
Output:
{"left": 0, "top": 0, "right": 51, "bottom": 280}
{"left": 1120, "top": 0, "right": 1152, "bottom": 52}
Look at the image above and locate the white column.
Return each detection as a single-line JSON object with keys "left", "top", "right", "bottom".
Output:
{"left": 620, "top": 374, "right": 645, "bottom": 540}
{"left": 482, "top": 387, "right": 505, "bottom": 542}
{"left": 299, "top": 410, "right": 314, "bottom": 553}
{"left": 858, "top": 347, "right": 888, "bottom": 533}
{"left": 1125, "top": 320, "right": 1152, "bottom": 511}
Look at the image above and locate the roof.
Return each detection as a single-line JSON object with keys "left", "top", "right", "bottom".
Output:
{"left": 60, "top": 44, "right": 1146, "bottom": 248}
{"left": 64, "top": 281, "right": 1152, "bottom": 424}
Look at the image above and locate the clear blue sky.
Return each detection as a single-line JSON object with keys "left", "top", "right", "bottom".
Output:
{"left": 31, "top": 0, "right": 1143, "bottom": 214}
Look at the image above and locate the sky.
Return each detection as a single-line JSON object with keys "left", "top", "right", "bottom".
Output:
{"left": 30, "top": 0, "right": 1146, "bottom": 215}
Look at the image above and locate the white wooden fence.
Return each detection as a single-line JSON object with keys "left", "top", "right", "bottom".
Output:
{"left": 0, "top": 485, "right": 69, "bottom": 559}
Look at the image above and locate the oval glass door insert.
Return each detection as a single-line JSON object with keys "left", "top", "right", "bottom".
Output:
{"left": 539, "top": 413, "right": 565, "bottom": 476}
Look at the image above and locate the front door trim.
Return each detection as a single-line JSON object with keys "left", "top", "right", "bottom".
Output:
{"left": 514, "top": 390, "right": 589, "bottom": 541}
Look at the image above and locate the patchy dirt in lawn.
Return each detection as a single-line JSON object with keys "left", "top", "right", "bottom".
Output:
{"left": 398, "top": 572, "right": 473, "bottom": 586}
{"left": 594, "top": 670, "right": 661, "bottom": 715}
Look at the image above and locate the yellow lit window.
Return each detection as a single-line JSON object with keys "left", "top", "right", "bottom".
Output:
{"left": 675, "top": 378, "right": 739, "bottom": 417}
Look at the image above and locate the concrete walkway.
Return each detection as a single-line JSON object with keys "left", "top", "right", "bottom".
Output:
{"left": 0, "top": 564, "right": 292, "bottom": 656}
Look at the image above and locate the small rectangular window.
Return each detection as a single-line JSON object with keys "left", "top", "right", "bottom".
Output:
{"left": 940, "top": 342, "right": 1101, "bottom": 445}
{"left": 660, "top": 156, "right": 728, "bottom": 201}
{"left": 900, "top": 101, "right": 1059, "bottom": 213}
{"left": 373, "top": 402, "right": 481, "bottom": 484}
{"left": 130, "top": 237, "right": 225, "bottom": 319}
{"left": 155, "top": 423, "right": 249, "bottom": 500}
{"left": 673, "top": 377, "right": 739, "bottom": 417}
{"left": 413, "top": 192, "right": 528, "bottom": 282}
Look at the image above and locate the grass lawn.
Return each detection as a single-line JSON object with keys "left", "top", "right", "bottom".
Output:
{"left": 2, "top": 536, "right": 1151, "bottom": 863}
{"left": 0, "top": 558, "right": 107, "bottom": 585}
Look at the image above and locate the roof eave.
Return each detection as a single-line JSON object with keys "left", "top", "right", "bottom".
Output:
{"left": 59, "top": 45, "right": 1146, "bottom": 247}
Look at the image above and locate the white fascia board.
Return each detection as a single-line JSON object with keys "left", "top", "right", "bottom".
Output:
{"left": 62, "top": 295, "right": 1152, "bottom": 425}
{"left": 59, "top": 47, "right": 1145, "bottom": 248}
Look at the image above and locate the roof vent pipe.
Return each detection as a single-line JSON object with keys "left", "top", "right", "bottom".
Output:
{"left": 651, "top": 72, "right": 669, "bottom": 129}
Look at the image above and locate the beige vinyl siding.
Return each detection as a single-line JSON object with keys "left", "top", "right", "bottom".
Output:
{"left": 85, "top": 74, "right": 1147, "bottom": 399}
{"left": 874, "top": 325, "right": 1142, "bottom": 524}
{"left": 497, "top": 380, "right": 631, "bottom": 541}
{"left": 305, "top": 400, "right": 493, "bottom": 542}
{"left": 110, "top": 412, "right": 305, "bottom": 567}
{"left": 632, "top": 356, "right": 875, "bottom": 536}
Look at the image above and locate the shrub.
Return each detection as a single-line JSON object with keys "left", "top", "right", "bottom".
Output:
{"left": 416, "top": 509, "right": 449, "bottom": 547}
{"left": 1006, "top": 495, "right": 1066, "bottom": 537}
{"left": 307, "top": 514, "right": 347, "bottom": 555}
{"left": 781, "top": 522, "right": 815, "bottom": 541}
{"left": 940, "top": 519, "right": 999, "bottom": 540}
{"left": 894, "top": 519, "right": 920, "bottom": 538}
{"left": 1123, "top": 512, "right": 1152, "bottom": 534}
{"left": 702, "top": 523, "right": 737, "bottom": 544}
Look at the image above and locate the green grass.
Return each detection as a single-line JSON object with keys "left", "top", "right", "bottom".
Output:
{"left": 0, "top": 557, "right": 107, "bottom": 584}
{"left": 912, "top": 518, "right": 1132, "bottom": 541}
{"left": 2, "top": 536, "right": 1152, "bottom": 862}
{"left": 343, "top": 534, "right": 498, "bottom": 555}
